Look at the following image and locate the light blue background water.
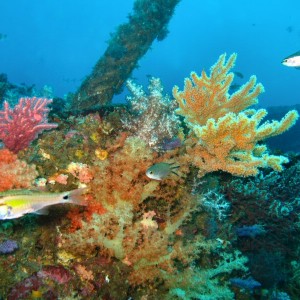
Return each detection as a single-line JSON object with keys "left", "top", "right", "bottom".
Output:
{"left": 0, "top": 0, "right": 299, "bottom": 107}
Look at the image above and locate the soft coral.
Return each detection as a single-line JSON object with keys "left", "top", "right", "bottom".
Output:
{"left": 0, "top": 148, "right": 37, "bottom": 191}
{"left": 0, "top": 97, "right": 57, "bottom": 153}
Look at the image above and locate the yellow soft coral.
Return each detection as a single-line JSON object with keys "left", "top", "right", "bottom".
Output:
{"left": 173, "top": 53, "right": 264, "bottom": 126}
{"left": 175, "top": 53, "right": 299, "bottom": 177}
{"left": 190, "top": 110, "right": 297, "bottom": 177}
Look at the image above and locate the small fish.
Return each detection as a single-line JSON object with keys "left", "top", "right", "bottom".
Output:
{"left": 282, "top": 50, "right": 300, "bottom": 68}
{"left": 0, "top": 188, "right": 86, "bottom": 220}
{"left": 229, "top": 83, "right": 241, "bottom": 94}
{"left": 233, "top": 71, "right": 244, "bottom": 79}
{"left": 160, "top": 137, "right": 182, "bottom": 151}
{"left": 230, "top": 277, "right": 261, "bottom": 290}
{"left": 146, "top": 162, "right": 179, "bottom": 180}
{"left": 0, "top": 33, "right": 7, "bottom": 41}
{"left": 286, "top": 25, "right": 294, "bottom": 33}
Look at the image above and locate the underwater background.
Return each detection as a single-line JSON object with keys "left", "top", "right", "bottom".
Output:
{"left": 1, "top": 0, "right": 300, "bottom": 106}
{"left": 0, "top": 0, "right": 300, "bottom": 299}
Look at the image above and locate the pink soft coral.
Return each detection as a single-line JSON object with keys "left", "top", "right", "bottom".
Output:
{"left": 0, "top": 97, "right": 58, "bottom": 153}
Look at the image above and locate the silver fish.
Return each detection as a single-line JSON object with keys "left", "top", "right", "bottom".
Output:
{"left": 0, "top": 188, "right": 86, "bottom": 220}
{"left": 146, "top": 162, "right": 179, "bottom": 180}
{"left": 282, "top": 50, "right": 300, "bottom": 68}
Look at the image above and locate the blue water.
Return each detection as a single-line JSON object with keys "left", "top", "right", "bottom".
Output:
{"left": 0, "top": 0, "right": 300, "bottom": 106}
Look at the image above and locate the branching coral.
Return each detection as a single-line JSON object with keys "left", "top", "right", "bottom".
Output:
{"left": 173, "top": 53, "right": 263, "bottom": 126}
{"left": 50, "top": 54, "right": 298, "bottom": 293}
{"left": 175, "top": 54, "right": 299, "bottom": 177}
{"left": 185, "top": 110, "right": 297, "bottom": 177}
{"left": 0, "top": 97, "right": 57, "bottom": 153}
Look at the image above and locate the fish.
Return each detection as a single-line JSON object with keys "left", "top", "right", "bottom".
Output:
{"left": 229, "top": 83, "right": 241, "bottom": 94}
{"left": 160, "top": 137, "right": 182, "bottom": 151}
{"left": 286, "top": 25, "right": 294, "bottom": 33}
{"left": 233, "top": 71, "right": 244, "bottom": 79}
{"left": 0, "top": 33, "right": 7, "bottom": 41}
{"left": 282, "top": 50, "right": 300, "bottom": 68}
{"left": 146, "top": 162, "right": 179, "bottom": 180}
{"left": 230, "top": 278, "right": 261, "bottom": 290}
{"left": 0, "top": 188, "right": 87, "bottom": 220}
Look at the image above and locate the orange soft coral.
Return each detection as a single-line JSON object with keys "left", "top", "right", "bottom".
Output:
{"left": 66, "top": 193, "right": 106, "bottom": 232}
{"left": 173, "top": 53, "right": 264, "bottom": 126}
{"left": 91, "top": 136, "right": 158, "bottom": 208}
{"left": 0, "top": 148, "right": 38, "bottom": 191}
{"left": 174, "top": 54, "right": 299, "bottom": 177}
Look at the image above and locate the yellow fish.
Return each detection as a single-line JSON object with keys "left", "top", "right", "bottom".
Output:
{"left": 0, "top": 188, "right": 86, "bottom": 220}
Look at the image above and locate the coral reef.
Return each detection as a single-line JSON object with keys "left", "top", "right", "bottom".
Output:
{"left": 60, "top": 137, "right": 199, "bottom": 286}
{"left": 218, "top": 158, "right": 300, "bottom": 297}
{"left": 0, "top": 53, "right": 299, "bottom": 299}
{"left": 7, "top": 265, "right": 72, "bottom": 300}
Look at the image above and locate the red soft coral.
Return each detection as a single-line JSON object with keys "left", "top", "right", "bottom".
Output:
{"left": 0, "top": 148, "right": 37, "bottom": 191}
{"left": 66, "top": 194, "right": 106, "bottom": 232}
{"left": 0, "top": 97, "right": 57, "bottom": 153}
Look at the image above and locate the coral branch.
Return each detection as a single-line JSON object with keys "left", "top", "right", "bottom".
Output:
{"left": 0, "top": 97, "right": 57, "bottom": 153}
{"left": 173, "top": 53, "right": 264, "bottom": 126}
{"left": 123, "top": 77, "right": 180, "bottom": 149}
{"left": 175, "top": 54, "right": 299, "bottom": 177}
